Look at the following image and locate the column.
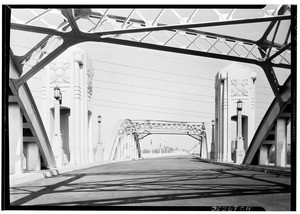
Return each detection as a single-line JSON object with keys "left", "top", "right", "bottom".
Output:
{"left": 275, "top": 118, "right": 287, "bottom": 167}
{"left": 218, "top": 78, "right": 224, "bottom": 161}
{"left": 80, "top": 63, "right": 86, "bottom": 164}
{"left": 234, "top": 100, "right": 245, "bottom": 164}
{"left": 223, "top": 74, "right": 228, "bottom": 162}
{"left": 259, "top": 145, "right": 269, "bottom": 165}
{"left": 53, "top": 98, "right": 63, "bottom": 167}
{"left": 9, "top": 103, "right": 23, "bottom": 174}
{"left": 74, "top": 60, "right": 81, "bottom": 164}
{"left": 24, "top": 142, "right": 41, "bottom": 171}
{"left": 210, "top": 120, "right": 215, "bottom": 160}
{"left": 97, "top": 116, "right": 102, "bottom": 161}
{"left": 201, "top": 134, "right": 208, "bottom": 158}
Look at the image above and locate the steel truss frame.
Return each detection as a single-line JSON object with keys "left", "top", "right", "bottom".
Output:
{"left": 9, "top": 6, "right": 292, "bottom": 106}
{"left": 130, "top": 120, "right": 205, "bottom": 141}
{"left": 6, "top": 5, "right": 294, "bottom": 166}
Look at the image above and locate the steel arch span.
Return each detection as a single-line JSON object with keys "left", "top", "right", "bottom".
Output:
{"left": 109, "top": 119, "right": 208, "bottom": 161}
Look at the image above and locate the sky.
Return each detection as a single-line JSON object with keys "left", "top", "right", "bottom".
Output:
{"left": 9, "top": 7, "right": 291, "bottom": 159}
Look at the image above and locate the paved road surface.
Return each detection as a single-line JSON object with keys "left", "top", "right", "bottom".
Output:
{"left": 10, "top": 155, "right": 291, "bottom": 210}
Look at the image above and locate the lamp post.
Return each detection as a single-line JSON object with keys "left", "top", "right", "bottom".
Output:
{"left": 210, "top": 120, "right": 215, "bottom": 160}
{"left": 237, "top": 100, "right": 243, "bottom": 139}
{"left": 53, "top": 85, "right": 63, "bottom": 167}
{"left": 97, "top": 115, "right": 102, "bottom": 161}
{"left": 200, "top": 122, "right": 207, "bottom": 158}
{"left": 235, "top": 99, "right": 245, "bottom": 164}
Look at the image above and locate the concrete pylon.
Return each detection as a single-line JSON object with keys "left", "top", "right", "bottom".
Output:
{"left": 9, "top": 103, "right": 23, "bottom": 174}
{"left": 42, "top": 47, "right": 96, "bottom": 166}
{"left": 215, "top": 63, "right": 256, "bottom": 163}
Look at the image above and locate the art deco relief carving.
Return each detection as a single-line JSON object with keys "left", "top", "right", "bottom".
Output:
{"left": 49, "top": 62, "right": 70, "bottom": 84}
{"left": 87, "top": 69, "right": 94, "bottom": 97}
{"left": 231, "top": 79, "right": 248, "bottom": 97}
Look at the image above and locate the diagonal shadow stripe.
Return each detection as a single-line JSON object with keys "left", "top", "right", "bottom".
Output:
{"left": 10, "top": 174, "right": 84, "bottom": 206}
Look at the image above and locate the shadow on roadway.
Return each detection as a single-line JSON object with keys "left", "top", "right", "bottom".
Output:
{"left": 10, "top": 157, "right": 291, "bottom": 208}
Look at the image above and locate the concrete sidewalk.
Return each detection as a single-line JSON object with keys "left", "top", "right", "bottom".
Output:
{"left": 9, "top": 152, "right": 186, "bottom": 186}
{"left": 10, "top": 159, "right": 135, "bottom": 186}
{"left": 192, "top": 155, "right": 291, "bottom": 176}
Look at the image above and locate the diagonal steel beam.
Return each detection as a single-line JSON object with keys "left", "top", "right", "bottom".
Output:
{"left": 12, "top": 30, "right": 100, "bottom": 87}
{"left": 139, "top": 9, "right": 165, "bottom": 42}
{"left": 264, "top": 20, "right": 281, "bottom": 60}
{"left": 243, "top": 77, "right": 291, "bottom": 165}
{"left": 11, "top": 23, "right": 64, "bottom": 36}
{"left": 13, "top": 39, "right": 74, "bottom": 88}
{"left": 268, "top": 43, "right": 291, "bottom": 62}
{"left": 9, "top": 58, "right": 57, "bottom": 168}
{"left": 100, "top": 37, "right": 260, "bottom": 65}
{"left": 97, "top": 15, "right": 291, "bottom": 36}
{"left": 187, "top": 134, "right": 202, "bottom": 141}
{"left": 12, "top": 14, "right": 286, "bottom": 55}
{"left": 10, "top": 10, "right": 291, "bottom": 88}
{"left": 92, "top": 8, "right": 109, "bottom": 31}
{"left": 25, "top": 9, "right": 51, "bottom": 25}
{"left": 17, "top": 35, "right": 53, "bottom": 66}
{"left": 270, "top": 62, "right": 290, "bottom": 69}
{"left": 259, "top": 20, "right": 278, "bottom": 44}
{"left": 60, "top": 9, "right": 79, "bottom": 30}
{"left": 261, "top": 63, "right": 283, "bottom": 105}
{"left": 138, "top": 133, "right": 151, "bottom": 140}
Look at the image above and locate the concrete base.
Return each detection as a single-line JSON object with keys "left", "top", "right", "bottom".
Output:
{"left": 275, "top": 118, "right": 287, "bottom": 167}
{"left": 9, "top": 103, "right": 23, "bottom": 175}
{"left": 24, "top": 142, "right": 41, "bottom": 171}
{"left": 259, "top": 145, "right": 269, "bottom": 165}
{"left": 234, "top": 149, "right": 245, "bottom": 164}
{"left": 210, "top": 152, "right": 215, "bottom": 160}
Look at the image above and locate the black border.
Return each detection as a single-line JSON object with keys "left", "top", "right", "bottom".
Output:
{"left": 2, "top": 4, "right": 11, "bottom": 211}
{"left": 290, "top": 4, "right": 297, "bottom": 212}
{"left": 6, "top": 5, "right": 266, "bottom": 9}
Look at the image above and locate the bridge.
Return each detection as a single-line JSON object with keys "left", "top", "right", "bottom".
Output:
{"left": 3, "top": 5, "right": 295, "bottom": 210}
{"left": 109, "top": 119, "right": 207, "bottom": 160}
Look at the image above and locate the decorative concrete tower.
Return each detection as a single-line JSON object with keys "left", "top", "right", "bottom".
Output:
{"left": 214, "top": 63, "right": 256, "bottom": 163}
{"left": 42, "top": 47, "right": 96, "bottom": 166}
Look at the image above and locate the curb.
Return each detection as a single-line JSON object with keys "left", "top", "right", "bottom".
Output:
{"left": 192, "top": 155, "right": 291, "bottom": 176}
{"left": 9, "top": 159, "right": 135, "bottom": 186}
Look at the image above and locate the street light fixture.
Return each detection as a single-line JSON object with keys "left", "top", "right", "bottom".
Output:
{"left": 53, "top": 85, "right": 63, "bottom": 167}
{"left": 54, "top": 85, "right": 61, "bottom": 100}
{"left": 210, "top": 119, "right": 215, "bottom": 160}
{"left": 237, "top": 99, "right": 243, "bottom": 110}
{"left": 235, "top": 99, "right": 245, "bottom": 164}
{"left": 97, "top": 115, "right": 102, "bottom": 123}
{"left": 97, "top": 115, "right": 102, "bottom": 161}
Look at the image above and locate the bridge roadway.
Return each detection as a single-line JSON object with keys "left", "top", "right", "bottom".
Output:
{"left": 10, "top": 155, "right": 291, "bottom": 210}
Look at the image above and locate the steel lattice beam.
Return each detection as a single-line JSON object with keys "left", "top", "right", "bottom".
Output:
{"left": 10, "top": 7, "right": 291, "bottom": 89}
{"left": 96, "top": 15, "right": 291, "bottom": 36}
